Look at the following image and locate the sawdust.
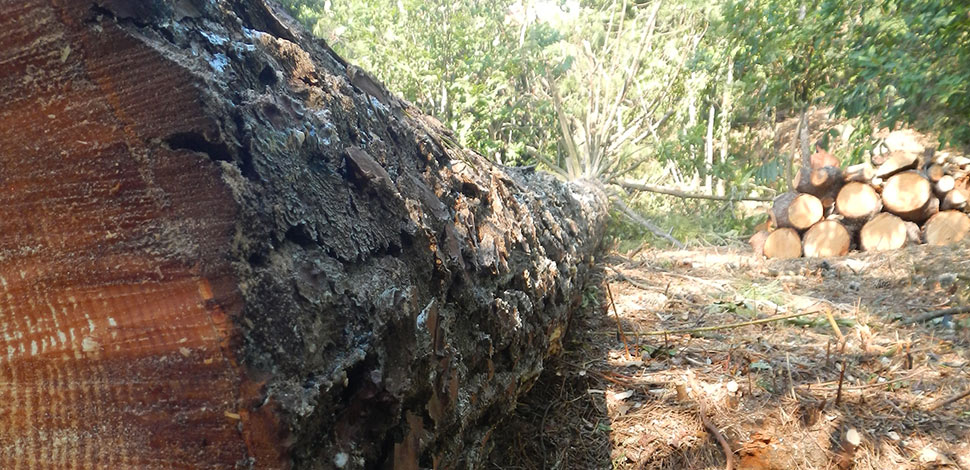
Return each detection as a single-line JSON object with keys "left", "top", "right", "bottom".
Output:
{"left": 490, "top": 242, "right": 970, "bottom": 469}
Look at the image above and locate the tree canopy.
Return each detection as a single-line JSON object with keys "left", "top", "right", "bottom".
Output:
{"left": 279, "top": 0, "right": 970, "bottom": 244}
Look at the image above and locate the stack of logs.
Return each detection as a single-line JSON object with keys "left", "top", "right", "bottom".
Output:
{"left": 753, "top": 147, "right": 970, "bottom": 259}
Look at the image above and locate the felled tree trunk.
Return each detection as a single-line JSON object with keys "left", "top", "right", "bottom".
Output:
{"left": 0, "top": 2, "right": 609, "bottom": 469}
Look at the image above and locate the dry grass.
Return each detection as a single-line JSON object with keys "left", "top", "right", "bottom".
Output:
{"left": 489, "top": 242, "right": 970, "bottom": 470}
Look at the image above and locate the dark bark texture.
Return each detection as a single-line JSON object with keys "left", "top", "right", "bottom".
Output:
{"left": 0, "top": 1, "right": 608, "bottom": 469}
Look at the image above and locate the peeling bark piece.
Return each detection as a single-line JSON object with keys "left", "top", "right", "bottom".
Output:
{"left": 0, "top": 2, "right": 609, "bottom": 469}
{"left": 764, "top": 228, "right": 802, "bottom": 259}
{"left": 770, "top": 192, "right": 798, "bottom": 229}
{"left": 873, "top": 151, "right": 919, "bottom": 178}
{"left": 749, "top": 230, "right": 770, "bottom": 257}
{"left": 844, "top": 162, "right": 875, "bottom": 183}
{"left": 923, "top": 211, "right": 970, "bottom": 246}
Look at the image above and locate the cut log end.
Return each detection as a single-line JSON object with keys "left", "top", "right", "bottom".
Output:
{"left": 935, "top": 175, "right": 956, "bottom": 195}
{"left": 789, "top": 193, "right": 824, "bottom": 230}
{"left": 882, "top": 172, "right": 933, "bottom": 222}
{"left": 923, "top": 211, "right": 970, "bottom": 246}
{"left": 836, "top": 182, "right": 882, "bottom": 221}
{"left": 802, "top": 220, "right": 851, "bottom": 258}
{"left": 941, "top": 189, "right": 969, "bottom": 211}
{"left": 764, "top": 228, "right": 802, "bottom": 259}
{"left": 860, "top": 213, "right": 909, "bottom": 252}
{"left": 811, "top": 149, "right": 840, "bottom": 169}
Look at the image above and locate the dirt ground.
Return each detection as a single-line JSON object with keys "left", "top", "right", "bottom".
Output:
{"left": 488, "top": 242, "right": 970, "bottom": 470}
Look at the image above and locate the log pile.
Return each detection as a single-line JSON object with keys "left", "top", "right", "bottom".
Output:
{"left": 755, "top": 146, "right": 970, "bottom": 259}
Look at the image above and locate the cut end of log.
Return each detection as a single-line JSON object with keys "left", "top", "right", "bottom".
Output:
{"left": 836, "top": 182, "right": 881, "bottom": 221}
{"left": 941, "top": 189, "right": 969, "bottom": 211}
{"left": 883, "top": 172, "right": 933, "bottom": 221}
{"left": 860, "top": 212, "right": 908, "bottom": 252}
{"left": 923, "top": 211, "right": 970, "bottom": 246}
{"left": 764, "top": 228, "right": 802, "bottom": 259}
{"left": 803, "top": 220, "right": 851, "bottom": 258}
{"left": 789, "top": 194, "right": 824, "bottom": 230}
{"left": 935, "top": 174, "right": 956, "bottom": 195}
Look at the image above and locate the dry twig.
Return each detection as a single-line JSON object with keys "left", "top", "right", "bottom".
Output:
{"left": 602, "top": 310, "right": 815, "bottom": 337}
{"left": 836, "top": 341, "right": 848, "bottom": 407}
{"left": 928, "top": 387, "right": 970, "bottom": 411}
{"left": 901, "top": 305, "right": 970, "bottom": 325}
{"left": 606, "top": 283, "right": 633, "bottom": 358}
{"left": 689, "top": 382, "right": 735, "bottom": 470}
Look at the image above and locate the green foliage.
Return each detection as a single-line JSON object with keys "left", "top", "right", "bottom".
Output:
{"left": 607, "top": 192, "right": 766, "bottom": 250}
{"left": 833, "top": 1, "right": 970, "bottom": 147}
{"left": 278, "top": 0, "right": 970, "bottom": 248}
{"left": 724, "top": 0, "right": 970, "bottom": 148}
{"left": 278, "top": 0, "right": 559, "bottom": 164}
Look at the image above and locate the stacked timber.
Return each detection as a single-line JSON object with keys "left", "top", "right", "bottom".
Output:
{"left": 755, "top": 146, "right": 970, "bottom": 259}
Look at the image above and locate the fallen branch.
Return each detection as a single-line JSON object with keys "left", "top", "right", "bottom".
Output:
{"left": 601, "top": 310, "right": 815, "bottom": 337}
{"left": 607, "top": 266, "right": 726, "bottom": 292}
{"left": 836, "top": 340, "right": 848, "bottom": 407}
{"left": 609, "top": 269, "right": 654, "bottom": 291}
{"left": 797, "top": 372, "right": 922, "bottom": 391}
{"left": 688, "top": 376, "right": 734, "bottom": 470}
{"left": 617, "top": 180, "right": 774, "bottom": 202}
{"left": 900, "top": 305, "right": 970, "bottom": 325}
{"left": 928, "top": 387, "right": 970, "bottom": 411}
{"left": 614, "top": 199, "right": 686, "bottom": 249}
{"left": 700, "top": 400, "right": 734, "bottom": 470}
{"left": 606, "top": 283, "right": 633, "bottom": 358}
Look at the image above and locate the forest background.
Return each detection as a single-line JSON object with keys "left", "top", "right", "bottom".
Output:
{"left": 279, "top": 0, "right": 969, "bottom": 247}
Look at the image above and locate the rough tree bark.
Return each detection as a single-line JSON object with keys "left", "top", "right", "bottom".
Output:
{"left": 0, "top": 2, "right": 608, "bottom": 469}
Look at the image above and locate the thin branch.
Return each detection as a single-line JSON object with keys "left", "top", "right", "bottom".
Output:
{"left": 614, "top": 198, "right": 686, "bottom": 249}
{"left": 617, "top": 180, "right": 774, "bottom": 202}
{"left": 632, "top": 310, "right": 814, "bottom": 336}
{"left": 900, "top": 305, "right": 970, "bottom": 325}
{"left": 606, "top": 283, "right": 632, "bottom": 358}
{"left": 548, "top": 76, "right": 581, "bottom": 178}
{"left": 699, "top": 400, "right": 734, "bottom": 470}
{"left": 928, "top": 387, "right": 970, "bottom": 411}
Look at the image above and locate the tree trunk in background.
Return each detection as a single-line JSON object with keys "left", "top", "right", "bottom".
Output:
{"left": 0, "top": 2, "right": 609, "bottom": 469}
{"left": 717, "top": 58, "right": 733, "bottom": 197}
{"left": 705, "top": 103, "right": 715, "bottom": 193}
{"left": 798, "top": 107, "right": 811, "bottom": 168}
